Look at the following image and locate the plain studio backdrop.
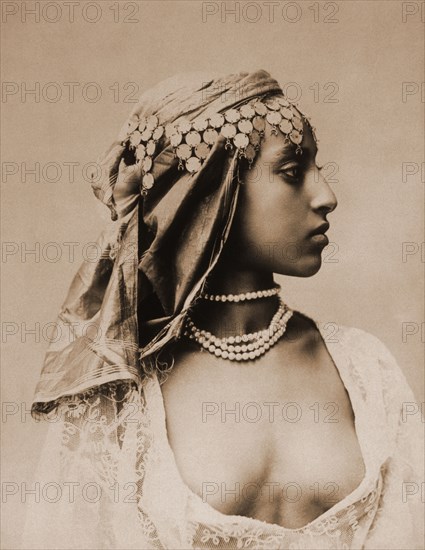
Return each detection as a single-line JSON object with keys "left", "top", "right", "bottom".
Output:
{"left": 1, "top": 1, "right": 424, "bottom": 548}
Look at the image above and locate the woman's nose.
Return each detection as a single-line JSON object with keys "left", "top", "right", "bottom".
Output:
{"left": 308, "top": 166, "right": 338, "bottom": 214}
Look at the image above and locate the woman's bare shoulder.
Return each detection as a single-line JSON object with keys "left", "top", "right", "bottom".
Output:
{"left": 289, "top": 309, "right": 392, "bottom": 351}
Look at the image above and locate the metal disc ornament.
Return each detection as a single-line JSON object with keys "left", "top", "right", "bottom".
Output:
{"left": 225, "top": 109, "right": 240, "bottom": 123}
{"left": 153, "top": 126, "right": 164, "bottom": 140}
{"left": 138, "top": 118, "right": 147, "bottom": 132}
{"left": 195, "top": 142, "right": 210, "bottom": 159}
{"left": 186, "top": 156, "right": 202, "bottom": 173}
{"left": 252, "top": 116, "right": 266, "bottom": 132}
{"left": 146, "top": 140, "right": 156, "bottom": 156}
{"left": 249, "top": 130, "right": 261, "bottom": 146}
{"left": 178, "top": 119, "right": 192, "bottom": 134}
{"left": 289, "top": 130, "right": 302, "bottom": 145}
{"left": 185, "top": 131, "right": 201, "bottom": 147}
{"left": 209, "top": 113, "right": 225, "bottom": 128}
{"left": 221, "top": 124, "right": 237, "bottom": 139}
{"left": 233, "top": 133, "right": 249, "bottom": 149}
{"left": 278, "top": 97, "right": 290, "bottom": 107}
{"left": 265, "top": 98, "right": 280, "bottom": 111}
{"left": 170, "top": 133, "right": 182, "bottom": 147}
{"left": 165, "top": 123, "right": 177, "bottom": 138}
{"left": 254, "top": 102, "right": 267, "bottom": 116}
{"left": 129, "top": 131, "right": 142, "bottom": 147}
{"left": 238, "top": 119, "right": 253, "bottom": 134}
{"left": 142, "top": 157, "right": 152, "bottom": 173}
{"left": 291, "top": 117, "right": 303, "bottom": 131}
{"left": 176, "top": 143, "right": 192, "bottom": 160}
{"left": 135, "top": 144, "right": 146, "bottom": 161}
{"left": 240, "top": 104, "right": 255, "bottom": 119}
{"left": 193, "top": 118, "right": 208, "bottom": 132}
{"left": 203, "top": 128, "right": 218, "bottom": 145}
{"left": 146, "top": 115, "right": 159, "bottom": 131}
{"left": 142, "top": 173, "right": 154, "bottom": 190}
{"left": 279, "top": 119, "right": 292, "bottom": 134}
{"left": 266, "top": 111, "right": 282, "bottom": 125}
{"left": 141, "top": 129, "right": 152, "bottom": 141}
{"left": 280, "top": 107, "right": 293, "bottom": 120}
{"left": 244, "top": 144, "right": 256, "bottom": 163}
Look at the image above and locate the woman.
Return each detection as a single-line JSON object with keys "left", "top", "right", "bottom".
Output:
{"left": 23, "top": 70, "right": 423, "bottom": 549}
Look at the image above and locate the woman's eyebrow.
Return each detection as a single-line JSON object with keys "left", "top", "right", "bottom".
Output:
{"left": 269, "top": 145, "right": 297, "bottom": 164}
{"left": 269, "top": 145, "right": 314, "bottom": 165}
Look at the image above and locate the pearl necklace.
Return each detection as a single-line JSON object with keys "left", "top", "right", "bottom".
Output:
{"left": 183, "top": 295, "right": 293, "bottom": 362}
{"left": 199, "top": 284, "right": 281, "bottom": 302}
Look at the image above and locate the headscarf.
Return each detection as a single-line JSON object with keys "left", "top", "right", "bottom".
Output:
{"left": 31, "top": 70, "right": 287, "bottom": 416}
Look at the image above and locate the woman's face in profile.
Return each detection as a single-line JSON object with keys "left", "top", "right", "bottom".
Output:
{"left": 224, "top": 121, "right": 338, "bottom": 277}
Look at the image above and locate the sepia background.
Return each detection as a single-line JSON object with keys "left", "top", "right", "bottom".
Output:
{"left": 1, "top": 1, "right": 424, "bottom": 547}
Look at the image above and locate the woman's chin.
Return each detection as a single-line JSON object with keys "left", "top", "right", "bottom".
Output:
{"left": 276, "top": 257, "right": 322, "bottom": 278}
{"left": 300, "top": 262, "right": 322, "bottom": 277}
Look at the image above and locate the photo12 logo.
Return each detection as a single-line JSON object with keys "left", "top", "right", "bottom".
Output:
{"left": 1, "top": 2, "right": 140, "bottom": 24}
{"left": 1, "top": 81, "right": 140, "bottom": 104}
{"left": 201, "top": 1, "right": 341, "bottom": 24}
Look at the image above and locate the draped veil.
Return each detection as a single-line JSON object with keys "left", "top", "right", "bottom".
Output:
{"left": 32, "top": 70, "right": 284, "bottom": 416}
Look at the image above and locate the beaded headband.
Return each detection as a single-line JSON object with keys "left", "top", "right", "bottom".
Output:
{"left": 119, "top": 94, "right": 317, "bottom": 196}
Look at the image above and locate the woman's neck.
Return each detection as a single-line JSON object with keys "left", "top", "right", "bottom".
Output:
{"left": 190, "top": 263, "right": 280, "bottom": 337}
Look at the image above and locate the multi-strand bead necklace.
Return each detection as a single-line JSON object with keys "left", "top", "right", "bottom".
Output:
{"left": 183, "top": 284, "right": 293, "bottom": 362}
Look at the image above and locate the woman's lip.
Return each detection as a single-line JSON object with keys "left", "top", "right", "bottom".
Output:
{"left": 310, "top": 233, "right": 329, "bottom": 245}
{"left": 309, "top": 222, "right": 330, "bottom": 236}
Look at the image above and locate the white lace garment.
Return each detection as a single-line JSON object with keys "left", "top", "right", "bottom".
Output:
{"left": 22, "top": 323, "right": 424, "bottom": 549}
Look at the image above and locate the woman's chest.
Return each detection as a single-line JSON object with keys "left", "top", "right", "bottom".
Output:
{"left": 159, "top": 347, "right": 366, "bottom": 528}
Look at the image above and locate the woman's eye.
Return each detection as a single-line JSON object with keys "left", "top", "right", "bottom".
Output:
{"left": 279, "top": 164, "right": 302, "bottom": 181}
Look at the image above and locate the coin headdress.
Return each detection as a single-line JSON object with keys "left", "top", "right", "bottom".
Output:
{"left": 121, "top": 95, "right": 314, "bottom": 196}
{"left": 32, "top": 70, "right": 317, "bottom": 415}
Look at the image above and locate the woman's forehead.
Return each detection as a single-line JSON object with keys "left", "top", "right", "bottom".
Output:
{"left": 260, "top": 118, "right": 317, "bottom": 160}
